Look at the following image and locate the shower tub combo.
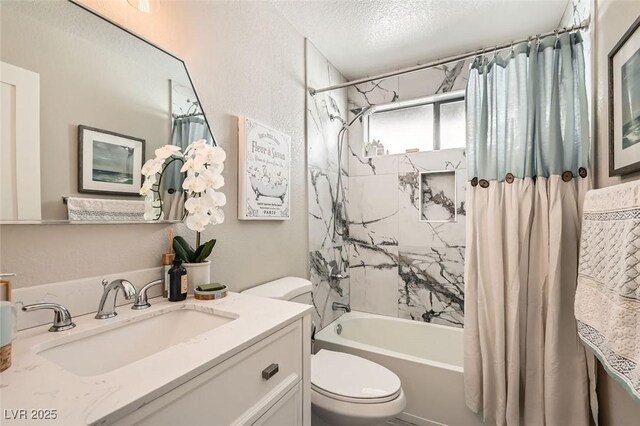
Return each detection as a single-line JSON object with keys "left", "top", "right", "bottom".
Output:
{"left": 313, "top": 311, "right": 484, "bottom": 426}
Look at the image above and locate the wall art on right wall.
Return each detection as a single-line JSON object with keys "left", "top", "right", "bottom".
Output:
{"left": 609, "top": 16, "right": 640, "bottom": 176}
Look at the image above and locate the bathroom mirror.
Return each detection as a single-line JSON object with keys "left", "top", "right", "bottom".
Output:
{"left": 0, "top": 0, "right": 214, "bottom": 224}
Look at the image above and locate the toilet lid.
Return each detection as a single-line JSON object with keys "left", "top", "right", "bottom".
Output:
{"left": 311, "top": 350, "right": 402, "bottom": 403}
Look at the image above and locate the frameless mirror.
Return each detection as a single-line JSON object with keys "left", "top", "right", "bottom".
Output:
{"left": 0, "top": 0, "right": 214, "bottom": 224}
{"left": 363, "top": 90, "right": 465, "bottom": 157}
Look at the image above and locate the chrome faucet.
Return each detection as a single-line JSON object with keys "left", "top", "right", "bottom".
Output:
{"left": 96, "top": 279, "right": 137, "bottom": 319}
{"left": 22, "top": 303, "right": 76, "bottom": 332}
{"left": 332, "top": 302, "right": 351, "bottom": 313}
{"left": 131, "top": 279, "right": 163, "bottom": 310}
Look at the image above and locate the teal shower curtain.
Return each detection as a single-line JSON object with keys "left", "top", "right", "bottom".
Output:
{"left": 464, "top": 32, "right": 597, "bottom": 425}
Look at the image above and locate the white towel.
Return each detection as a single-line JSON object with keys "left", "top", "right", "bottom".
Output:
{"left": 66, "top": 197, "right": 145, "bottom": 221}
{"left": 575, "top": 180, "right": 640, "bottom": 402}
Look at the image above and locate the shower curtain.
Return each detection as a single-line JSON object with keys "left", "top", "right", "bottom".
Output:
{"left": 163, "top": 116, "right": 213, "bottom": 220}
{"left": 464, "top": 32, "right": 597, "bottom": 425}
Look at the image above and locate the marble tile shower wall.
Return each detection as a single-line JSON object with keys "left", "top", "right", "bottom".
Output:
{"left": 306, "top": 41, "right": 350, "bottom": 328}
{"left": 346, "top": 60, "right": 471, "bottom": 327}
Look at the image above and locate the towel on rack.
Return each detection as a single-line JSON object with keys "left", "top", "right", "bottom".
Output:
{"left": 66, "top": 197, "right": 145, "bottom": 221}
{"left": 575, "top": 180, "right": 640, "bottom": 402}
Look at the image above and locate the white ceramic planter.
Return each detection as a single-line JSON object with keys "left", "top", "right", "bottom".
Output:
{"left": 182, "top": 260, "right": 211, "bottom": 294}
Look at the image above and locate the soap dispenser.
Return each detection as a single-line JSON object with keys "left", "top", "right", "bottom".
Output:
{"left": 168, "top": 259, "right": 187, "bottom": 302}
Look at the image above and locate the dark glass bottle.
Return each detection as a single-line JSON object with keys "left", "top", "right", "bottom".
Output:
{"left": 168, "top": 259, "right": 187, "bottom": 302}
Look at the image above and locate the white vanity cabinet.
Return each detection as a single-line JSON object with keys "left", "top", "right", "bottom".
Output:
{"left": 112, "top": 319, "right": 310, "bottom": 426}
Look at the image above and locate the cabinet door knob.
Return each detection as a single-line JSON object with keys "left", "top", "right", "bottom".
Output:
{"left": 262, "top": 363, "right": 279, "bottom": 380}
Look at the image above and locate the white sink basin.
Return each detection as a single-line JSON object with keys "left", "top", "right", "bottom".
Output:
{"left": 37, "top": 307, "right": 234, "bottom": 376}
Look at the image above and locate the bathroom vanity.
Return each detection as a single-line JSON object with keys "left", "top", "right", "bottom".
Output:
{"left": 1, "top": 293, "right": 312, "bottom": 425}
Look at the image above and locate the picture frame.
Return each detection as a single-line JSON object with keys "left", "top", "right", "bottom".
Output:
{"left": 238, "top": 117, "right": 291, "bottom": 220}
{"left": 78, "top": 125, "right": 145, "bottom": 196}
{"left": 609, "top": 16, "right": 640, "bottom": 176}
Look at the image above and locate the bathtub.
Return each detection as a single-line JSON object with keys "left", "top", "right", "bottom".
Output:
{"left": 313, "top": 311, "right": 484, "bottom": 426}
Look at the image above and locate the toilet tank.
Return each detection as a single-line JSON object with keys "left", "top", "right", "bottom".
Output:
{"left": 242, "top": 277, "right": 312, "bottom": 304}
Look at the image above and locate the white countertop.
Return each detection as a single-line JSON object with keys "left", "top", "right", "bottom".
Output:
{"left": 0, "top": 293, "right": 311, "bottom": 425}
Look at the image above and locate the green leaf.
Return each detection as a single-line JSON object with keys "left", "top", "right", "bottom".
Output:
{"left": 194, "top": 239, "right": 217, "bottom": 263}
{"left": 173, "top": 236, "right": 195, "bottom": 262}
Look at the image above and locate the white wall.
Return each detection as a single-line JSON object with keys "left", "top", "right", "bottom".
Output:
{"left": 0, "top": 0, "right": 308, "bottom": 292}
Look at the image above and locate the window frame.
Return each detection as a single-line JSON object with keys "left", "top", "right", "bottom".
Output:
{"left": 362, "top": 89, "right": 465, "bottom": 157}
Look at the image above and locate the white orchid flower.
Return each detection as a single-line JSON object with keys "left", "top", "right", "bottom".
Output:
{"left": 180, "top": 158, "right": 194, "bottom": 173}
{"left": 207, "top": 146, "right": 226, "bottom": 164}
{"left": 180, "top": 155, "right": 206, "bottom": 174}
{"left": 205, "top": 189, "right": 227, "bottom": 207}
{"left": 139, "top": 174, "right": 156, "bottom": 195}
{"left": 154, "top": 145, "right": 182, "bottom": 160}
{"left": 186, "top": 212, "right": 210, "bottom": 232}
{"left": 140, "top": 139, "right": 225, "bottom": 233}
{"left": 183, "top": 174, "right": 207, "bottom": 193}
{"left": 209, "top": 207, "right": 225, "bottom": 225}
{"left": 199, "top": 169, "right": 224, "bottom": 189}
{"left": 141, "top": 158, "right": 164, "bottom": 176}
{"left": 184, "top": 196, "right": 213, "bottom": 215}
{"left": 208, "top": 162, "right": 224, "bottom": 174}
{"left": 184, "top": 139, "right": 207, "bottom": 156}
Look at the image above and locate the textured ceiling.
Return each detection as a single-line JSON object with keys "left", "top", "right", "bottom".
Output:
{"left": 271, "top": 0, "right": 571, "bottom": 79}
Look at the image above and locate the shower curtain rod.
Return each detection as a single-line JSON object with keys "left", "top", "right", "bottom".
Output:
{"left": 309, "top": 18, "right": 590, "bottom": 95}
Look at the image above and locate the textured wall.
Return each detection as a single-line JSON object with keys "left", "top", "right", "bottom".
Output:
{"left": 305, "top": 41, "right": 350, "bottom": 328}
{"left": 346, "top": 62, "right": 469, "bottom": 327}
{"left": 0, "top": 0, "right": 308, "bottom": 292}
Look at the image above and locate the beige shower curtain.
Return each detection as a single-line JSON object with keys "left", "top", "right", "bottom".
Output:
{"left": 464, "top": 32, "right": 597, "bottom": 426}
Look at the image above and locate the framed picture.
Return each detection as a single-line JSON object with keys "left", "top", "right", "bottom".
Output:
{"left": 238, "top": 117, "right": 291, "bottom": 220}
{"left": 78, "top": 125, "right": 145, "bottom": 195}
{"left": 609, "top": 16, "right": 640, "bottom": 176}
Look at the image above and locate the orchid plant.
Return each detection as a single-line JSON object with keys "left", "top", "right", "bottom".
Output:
{"left": 140, "top": 140, "right": 226, "bottom": 263}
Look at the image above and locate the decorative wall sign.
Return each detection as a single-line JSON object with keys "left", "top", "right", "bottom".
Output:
{"left": 609, "top": 16, "right": 640, "bottom": 176}
{"left": 78, "top": 125, "right": 145, "bottom": 195}
{"left": 238, "top": 117, "right": 291, "bottom": 220}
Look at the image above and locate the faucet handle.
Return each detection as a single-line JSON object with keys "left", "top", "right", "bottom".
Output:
{"left": 22, "top": 303, "right": 76, "bottom": 332}
{"left": 101, "top": 279, "right": 108, "bottom": 288}
{"left": 132, "top": 279, "right": 163, "bottom": 310}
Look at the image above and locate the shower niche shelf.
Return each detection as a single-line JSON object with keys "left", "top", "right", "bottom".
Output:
{"left": 419, "top": 171, "right": 457, "bottom": 223}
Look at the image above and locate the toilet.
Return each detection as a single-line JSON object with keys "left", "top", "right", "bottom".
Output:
{"left": 243, "top": 277, "right": 407, "bottom": 426}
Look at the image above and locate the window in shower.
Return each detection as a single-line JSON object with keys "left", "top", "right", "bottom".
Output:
{"left": 363, "top": 90, "right": 465, "bottom": 157}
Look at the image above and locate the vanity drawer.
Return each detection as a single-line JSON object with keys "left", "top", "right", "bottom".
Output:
{"left": 115, "top": 320, "right": 303, "bottom": 426}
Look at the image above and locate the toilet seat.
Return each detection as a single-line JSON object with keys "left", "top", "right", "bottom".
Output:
{"left": 311, "top": 350, "right": 402, "bottom": 404}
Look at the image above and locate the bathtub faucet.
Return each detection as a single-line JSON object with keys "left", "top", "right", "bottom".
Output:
{"left": 332, "top": 302, "right": 351, "bottom": 313}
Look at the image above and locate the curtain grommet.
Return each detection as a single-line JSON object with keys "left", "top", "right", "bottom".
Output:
{"left": 579, "top": 167, "right": 588, "bottom": 178}
{"left": 479, "top": 179, "right": 490, "bottom": 188}
{"left": 471, "top": 177, "right": 478, "bottom": 187}
{"left": 505, "top": 173, "right": 514, "bottom": 184}
{"left": 562, "top": 171, "right": 573, "bottom": 182}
